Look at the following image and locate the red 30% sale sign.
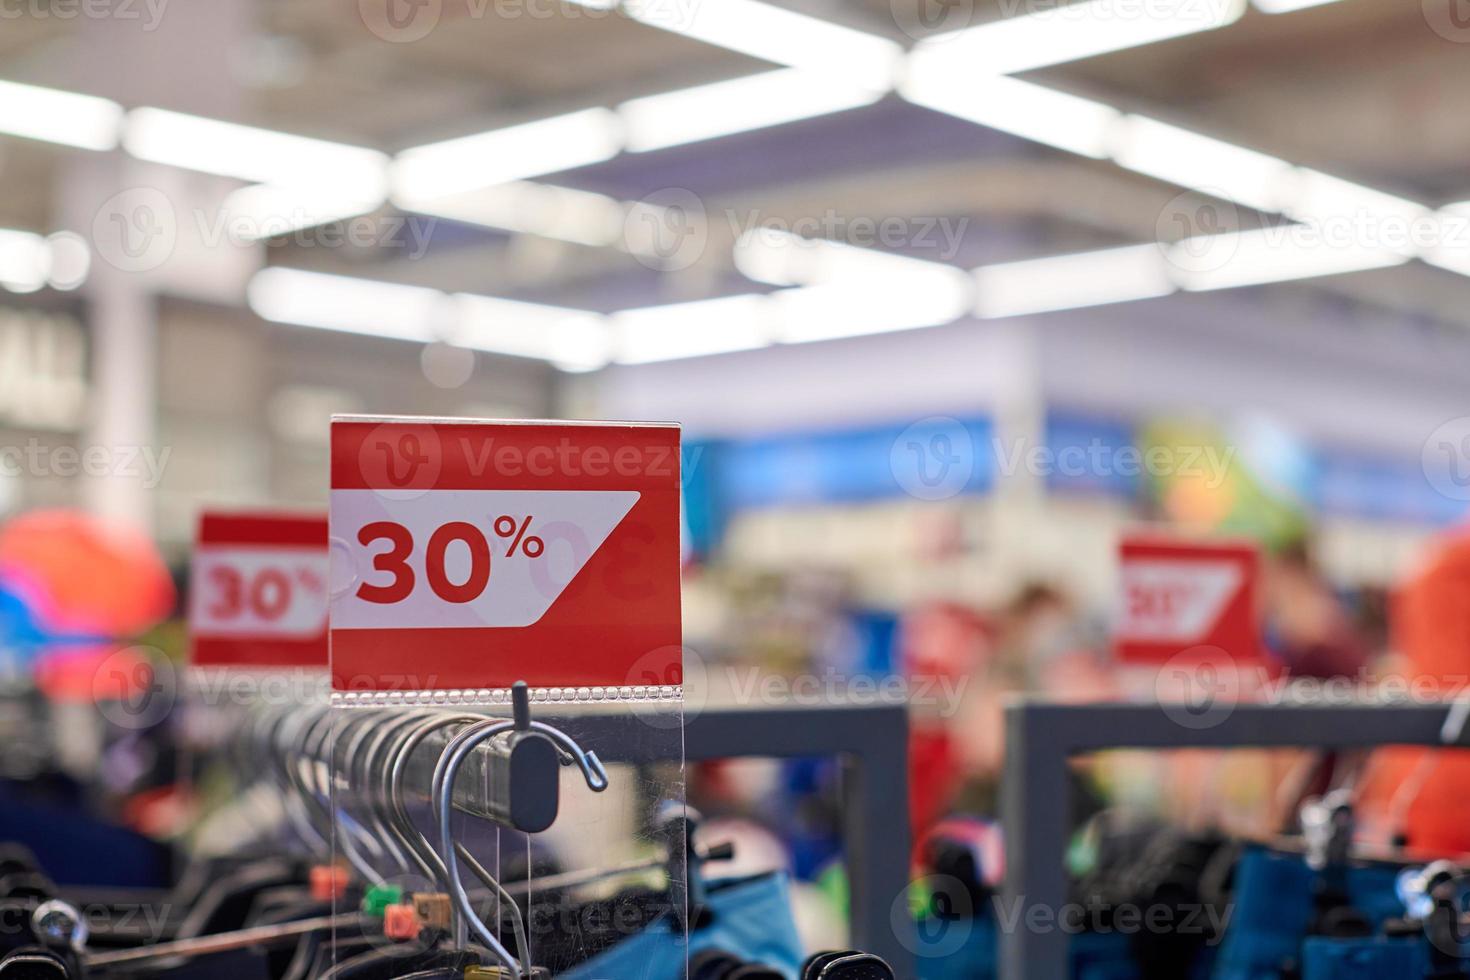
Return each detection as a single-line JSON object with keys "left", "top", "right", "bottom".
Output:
{"left": 189, "top": 512, "right": 329, "bottom": 668}
{"left": 328, "top": 418, "right": 682, "bottom": 694}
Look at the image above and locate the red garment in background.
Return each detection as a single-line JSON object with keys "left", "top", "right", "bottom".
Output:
{"left": 909, "top": 727, "right": 959, "bottom": 835}
{"left": 902, "top": 603, "right": 990, "bottom": 834}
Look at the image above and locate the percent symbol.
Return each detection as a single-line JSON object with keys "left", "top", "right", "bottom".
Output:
{"left": 297, "top": 567, "right": 326, "bottom": 596}
{"left": 494, "top": 515, "right": 545, "bottom": 558}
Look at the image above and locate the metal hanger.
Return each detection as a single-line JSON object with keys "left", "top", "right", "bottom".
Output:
{"left": 429, "top": 684, "right": 609, "bottom": 976}
{"left": 75, "top": 684, "right": 617, "bottom": 978}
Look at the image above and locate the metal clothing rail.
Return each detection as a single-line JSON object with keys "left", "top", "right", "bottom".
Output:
{"left": 1000, "top": 699, "right": 1464, "bottom": 980}
{"left": 561, "top": 699, "right": 914, "bottom": 975}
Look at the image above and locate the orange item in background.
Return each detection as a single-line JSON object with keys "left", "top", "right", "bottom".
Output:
{"left": 0, "top": 510, "right": 174, "bottom": 637}
{"left": 1363, "top": 532, "right": 1470, "bottom": 854}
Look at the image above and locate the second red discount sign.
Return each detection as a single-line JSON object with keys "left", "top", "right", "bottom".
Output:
{"left": 190, "top": 511, "right": 329, "bottom": 669}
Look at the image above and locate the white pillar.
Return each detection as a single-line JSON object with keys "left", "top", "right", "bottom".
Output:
{"left": 82, "top": 259, "right": 158, "bottom": 529}
{"left": 57, "top": 1, "right": 256, "bottom": 532}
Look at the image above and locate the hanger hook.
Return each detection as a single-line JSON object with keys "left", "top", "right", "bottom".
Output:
{"left": 528, "top": 721, "right": 609, "bottom": 793}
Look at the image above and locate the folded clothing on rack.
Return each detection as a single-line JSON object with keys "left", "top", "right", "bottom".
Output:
{"left": 1300, "top": 935, "right": 1429, "bottom": 979}
{"left": 1213, "top": 844, "right": 1412, "bottom": 979}
{"left": 912, "top": 910, "right": 1140, "bottom": 980}
{"left": 557, "top": 873, "right": 804, "bottom": 980}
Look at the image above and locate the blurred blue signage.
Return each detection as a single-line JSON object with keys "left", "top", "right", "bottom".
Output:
{"left": 680, "top": 411, "right": 1463, "bottom": 560}
{"left": 1315, "top": 452, "right": 1465, "bottom": 526}
{"left": 1042, "top": 412, "right": 1140, "bottom": 497}
{"left": 719, "top": 416, "right": 996, "bottom": 509}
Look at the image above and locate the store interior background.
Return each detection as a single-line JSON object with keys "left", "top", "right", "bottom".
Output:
{"left": 3, "top": 0, "right": 1470, "bottom": 951}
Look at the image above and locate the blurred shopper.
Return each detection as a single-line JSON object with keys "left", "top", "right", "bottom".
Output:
{"left": 1264, "top": 539, "right": 1369, "bottom": 680}
{"left": 903, "top": 601, "right": 991, "bottom": 831}
{"left": 946, "top": 582, "right": 1113, "bottom": 815}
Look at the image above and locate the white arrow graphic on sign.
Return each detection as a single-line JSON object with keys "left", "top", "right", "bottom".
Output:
{"left": 329, "top": 489, "right": 640, "bottom": 630}
{"left": 1119, "top": 559, "right": 1243, "bottom": 644}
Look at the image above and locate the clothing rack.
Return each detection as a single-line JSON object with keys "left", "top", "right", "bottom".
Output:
{"left": 1000, "top": 699, "right": 1467, "bottom": 980}
{"left": 394, "top": 698, "right": 914, "bottom": 973}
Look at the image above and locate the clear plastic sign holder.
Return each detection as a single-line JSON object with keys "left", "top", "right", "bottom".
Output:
{"left": 322, "top": 417, "right": 689, "bottom": 975}
{"left": 178, "top": 665, "right": 332, "bottom": 861}
{"left": 324, "top": 687, "right": 688, "bottom": 978}
{"left": 181, "top": 509, "right": 334, "bottom": 861}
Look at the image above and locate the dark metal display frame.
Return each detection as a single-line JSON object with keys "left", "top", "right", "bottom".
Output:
{"left": 1000, "top": 699, "right": 1464, "bottom": 980}
{"left": 571, "top": 699, "right": 914, "bottom": 973}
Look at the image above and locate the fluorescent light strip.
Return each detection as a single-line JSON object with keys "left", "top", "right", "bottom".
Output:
{"left": 613, "top": 294, "right": 774, "bottom": 363}
{"left": 733, "top": 227, "right": 809, "bottom": 285}
{"left": 222, "top": 184, "right": 388, "bottom": 240}
{"left": 247, "top": 268, "right": 446, "bottom": 343}
{"left": 900, "top": 74, "right": 1119, "bottom": 159}
{"left": 732, "top": 227, "right": 975, "bottom": 341}
{"left": 735, "top": 226, "right": 966, "bottom": 287}
{"left": 1280, "top": 169, "right": 1430, "bottom": 255}
{"left": 125, "top": 108, "right": 388, "bottom": 194}
{"left": 0, "top": 230, "right": 51, "bottom": 294}
{"left": 0, "top": 80, "right": 122, "bottom": 151}
{"left": 900, "top": 67, "right": 1453, "bottom": 301}
{"left": 775, "top": 280, "right": 972, "bottom": 343}
{"left": 975, "top": 244, "right": 1175, "bottom": 317}
{"left": 454, "top": 292, "right": 612, "bottom": 372}
{"left": 1111, "top": 115, "right": 1295, "bottom": 213}
{"left": 1251, "top": 0, "right": 1344, "bottom": 12}
{"left": 1421, "top": 205, "right": 1470, "bottom": 277}
{"left": 625, "top": 0, "right": 901, "bottom": 92}
{"left": 396, "top": 181, "right": 625, "bottom": 247}
{"left": 912, "top": 0, "right": 1246, "bottom": 76}
{"left": 619, "top": 69, "right": 883, "bottom": 152}
{"left": 394, "top": 179, "right": 695, "bottom": 259}
{"left": 395, "top": 70, "right": 887, "bottom": 243}
{"left": 248, "top": 268, "right": 614, "bottom": 370}
{"left": 392, "top": 109, "right": 622, "bottom": 201}
{"left": 1167, "top": 227, "right": 1410, "bottom": 291}
{"left": 636, "top": 223, "right": 979, "bottom": 346}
